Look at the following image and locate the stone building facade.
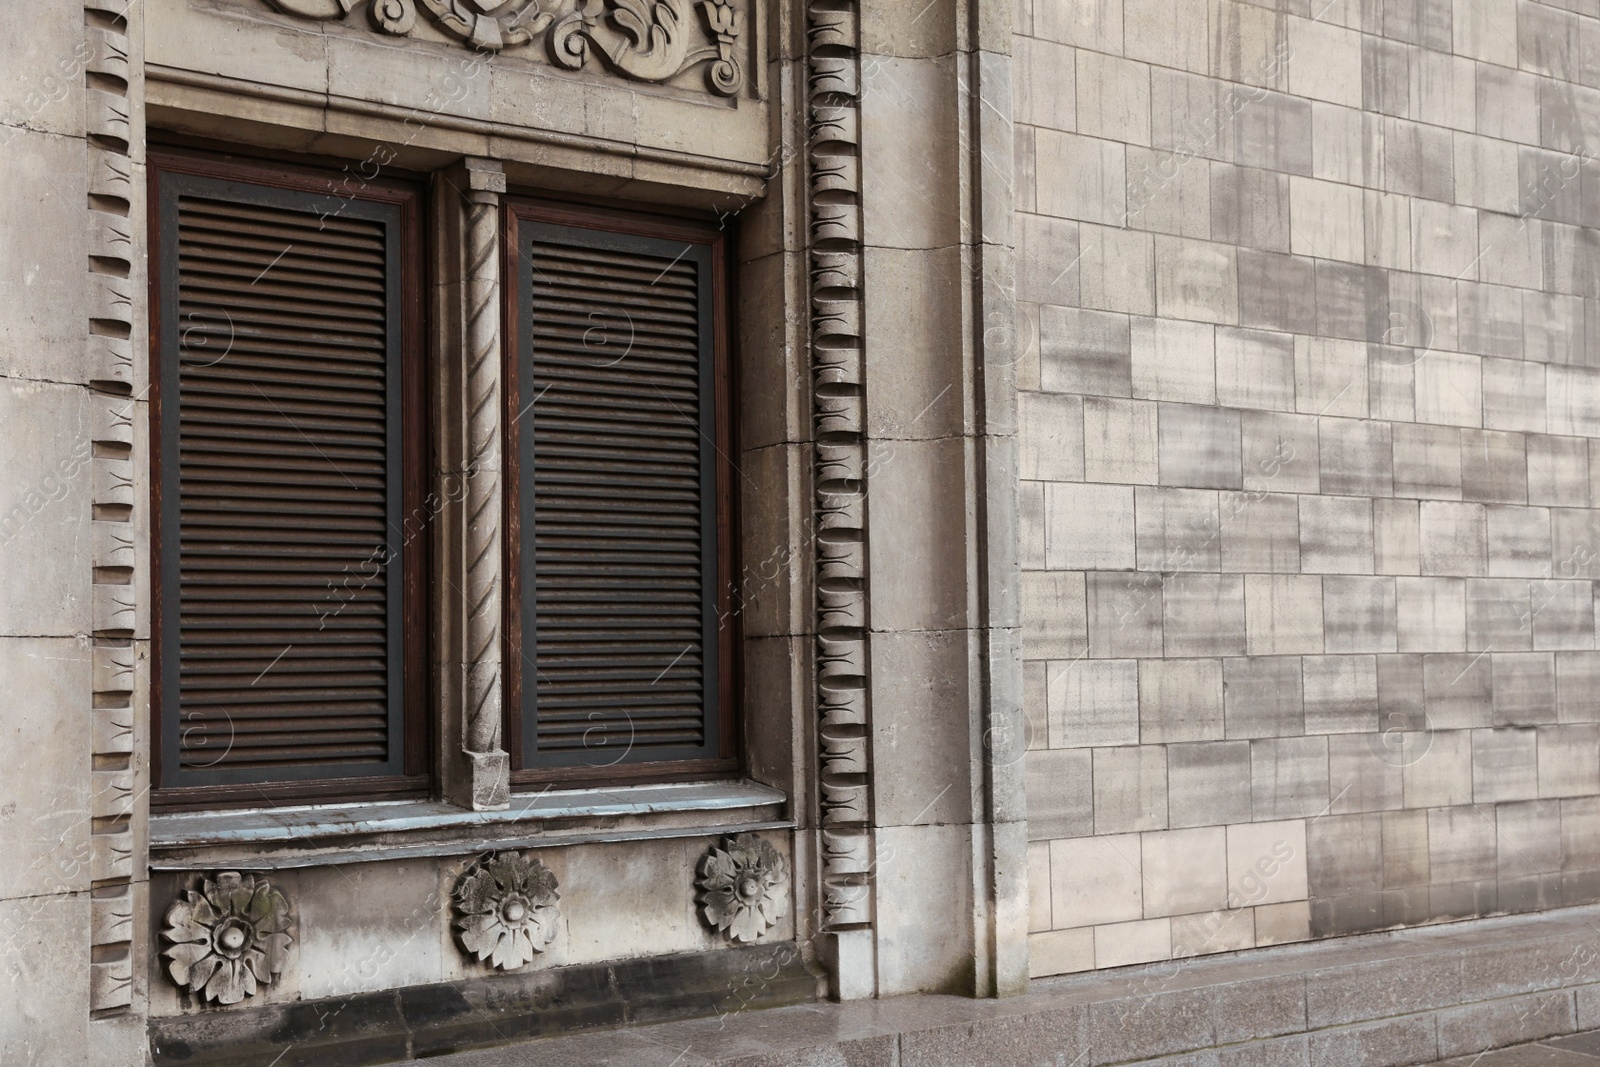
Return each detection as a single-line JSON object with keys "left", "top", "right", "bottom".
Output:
{"left": 0, "top": 0, "right": 1598, "bottom": 1062}
{"left": 1015, "top": 0, "right": 1600, "bottom": 977}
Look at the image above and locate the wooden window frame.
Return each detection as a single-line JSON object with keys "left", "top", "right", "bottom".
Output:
{"left": 503, "top": 196, "right": 741, "bottom": 789}
{"left": 148, "top": 149, "right": 432, "bottom": 811}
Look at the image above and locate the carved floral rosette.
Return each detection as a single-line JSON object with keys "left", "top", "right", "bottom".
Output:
{"left": 161, "top": 872, "right": 294, "bottom": 1006}
{"left": 266, "top": 0, "right": 745, "bottom": 95}
{"left": 696, "top": 834, "right": 788, "bottom": 942}
{"left": 453, "top": 851, "right": 561, "bottom": 970}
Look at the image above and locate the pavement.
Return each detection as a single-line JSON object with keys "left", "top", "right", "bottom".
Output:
{"left": 396, "top": 907, "right": 1600, "bottom": 1067}
{"left": 1432, "top": 1031, "right": 1600, "bottom": 1064}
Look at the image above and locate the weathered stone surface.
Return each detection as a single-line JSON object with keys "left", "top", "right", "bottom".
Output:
{"left": 0, "top": 128, "right": 88, "bottom": 386}
{"left": 0, "top": 636, "right": 90, "bottom": 901}
{"left": 0, "top": 891, "right": 91, "bottom": 1064}
{"left": 869, "top": 629, "right": 975, "bottom": 828}
{"left": 0, "top": 377, "right": 92, "bottom": 636}
{"left": 296, "top": 860, "right": 442, "bottom": 1000}
{"left": 1088, "top": 986, "right": 1217, "bottom": 1065}
{"left": 1306, "top": 1015, "right": 1438, "bottom": 1067}
{"left": 899, "top": 1009, "right": 1087, "bottom": 1067}
{"left": 874, "top": 824, "right": 976, "bottom": 997}
{"left": 1305, "top": 954, "right": 1464, "bottom": 1027}
{"left": 1219, "top": 1035, "right": 1311, "bottom": 1067}
{"left": 1435, "top": 991, "right": 1575, "bottom": 1058}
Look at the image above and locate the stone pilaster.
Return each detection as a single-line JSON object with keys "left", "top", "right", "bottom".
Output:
{"left": 820, "top": 0, "right": 1026, "bottom": 998}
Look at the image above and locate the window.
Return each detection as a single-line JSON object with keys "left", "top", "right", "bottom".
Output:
{"left": 150, "top": 153, "right": 428, "bottom": 806}
{"left": 504, "top": 200, "right": 738, "bottom": 785}
{"left": 150, "top": 155, "right": 736, "bottom": 808}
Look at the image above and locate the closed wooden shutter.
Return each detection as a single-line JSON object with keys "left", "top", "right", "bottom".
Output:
{"left": 515, "top": 219, "right": 723, "bottom": 771}
{"left": 155, "top": 170, "right": 409, "bottom": 792}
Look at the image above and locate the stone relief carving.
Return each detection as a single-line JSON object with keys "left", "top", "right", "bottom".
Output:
{"left": 85, "top": 0, "right": 140, "bottom": 1016}
{"left": 806, "top": 0, "right": 875, "bottom": 936}
{"left": 411, "top": 0, "right": 550, "bottom": 50}
{"left": 453, "top": 852, "right": 561, "bottom": 969}
{"left": 264, "top": 0, "right": 744, "bottom": 94}
{"left": 161, "top": 873, "right": 295, "bottom": 1006}
{"left": 549, "top": 0, "right": 742, "bottom": 95}
{"left": 696, "top": 834, "right": 788, "bottom": 943}
{"left": 370, "top": 0, "right": 417, "bottom": 34}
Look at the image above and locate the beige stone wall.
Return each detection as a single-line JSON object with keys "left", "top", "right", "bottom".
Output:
{"left": 1015, "top": 0, "right": 1600, "bottom": 975}
{"left": 1, "top": 0, "right": 150, "bottom": 1061}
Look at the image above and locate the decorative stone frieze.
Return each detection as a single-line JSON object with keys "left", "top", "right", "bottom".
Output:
{"left": 695, "top": 834, "right": 788, "bottom": 943}
{"left": 805, "top": 0, "right": 875, "bottom": 941}
{"left": 85, "top": 0, "right": 142, "bottom": 1017}
{"left": 452, "top": 852, "right": 561, "bottom": 970}
{"left": 263, "top": 0, "right": 745, "bottom": 94}
{"left": 161, "top": 873, "right": 294, "bottom": 1006}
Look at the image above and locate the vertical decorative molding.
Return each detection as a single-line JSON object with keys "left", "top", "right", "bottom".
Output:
{"left": 84, "top": 0, "right": 140, "bottom": 1016}
{"left": 806, "top": 0, "right": 875, "bottom": 996}
{"left": 463, "top": 163, "right": 504, "bottom": 760}
{"left": 440, "top": 158, "right": 510, "bottom": 810}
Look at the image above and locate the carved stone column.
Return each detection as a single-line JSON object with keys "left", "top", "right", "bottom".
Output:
{"left": 438, "top": 158, "right": 510, "bottom": 810}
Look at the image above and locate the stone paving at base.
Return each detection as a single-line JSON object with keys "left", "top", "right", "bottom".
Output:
{"left": 408, "top": 906, "right": 1600, "bottom": 1067}
{"left": 1433, "top": 1031, "right": 1600, "bottom": 1064}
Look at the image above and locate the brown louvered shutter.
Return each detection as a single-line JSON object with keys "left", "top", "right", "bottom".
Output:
{"left": 513, "top": 213, "right": 727, "bottom": 774}
{"left": 155, "top": 167, "right": 415, "bottom": 795}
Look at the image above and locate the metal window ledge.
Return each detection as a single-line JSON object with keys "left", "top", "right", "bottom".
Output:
{"left": 149, "top": 779, "right": 790, "bottom": 870}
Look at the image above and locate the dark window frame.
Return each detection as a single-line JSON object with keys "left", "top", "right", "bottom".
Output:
{"left": 148, "top": 149, "right": 432, "bottom": 811}
{"left": 503, "top": 196, "right": 741, "bottom": 788}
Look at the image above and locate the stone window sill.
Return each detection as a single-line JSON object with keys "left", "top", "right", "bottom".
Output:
{"left": 149, "top": 779, "right": 790, "bottom": 870}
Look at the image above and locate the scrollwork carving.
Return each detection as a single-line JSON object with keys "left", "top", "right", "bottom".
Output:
{"left": 370, "top": 0, "right": 417, "bottom": 34}
{"left": 260, "top": 0, "right": 743, "bottom": 94}
{"left": 550, "top": 0, "right": 741, "bottom": 95}
{"left": 701, "top": 0, "right": 741, "bottom": 94}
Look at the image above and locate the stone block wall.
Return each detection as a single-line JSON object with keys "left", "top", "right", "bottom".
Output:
{"left": 1015, "top": 0, "right": 1600, "bottom": 976}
